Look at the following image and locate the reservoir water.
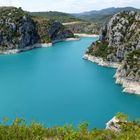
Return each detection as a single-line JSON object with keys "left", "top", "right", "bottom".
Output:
{"left": 0, "top": 37, "right": 140, "bottom": 128}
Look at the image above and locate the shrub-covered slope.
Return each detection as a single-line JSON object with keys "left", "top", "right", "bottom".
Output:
{"left": 116, "top": 50, "right": 140, "bottom": 82}
{"left": 0, "top": 7, "right": 39, "bottom": 51}
{"left": 88, "top": 11, "right": 140, "bottom": 61}
{"left": 30, "top": 11, "right": 82, "bottom": 23}
{"left": 31, "top": 11, "right": 100, "bottom": 34}
{"left": 0, "top": 7, "right": 74, "bottom": 53}
{"left": 86, "top": 11, "right": 140, "bottom": 92}
{"left": 33, "top": 16, "right": 74, "bottom": 43}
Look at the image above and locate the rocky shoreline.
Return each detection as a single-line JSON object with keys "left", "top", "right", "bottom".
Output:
{"left": 83, "top": 54, "right": 120, "bottom": 68}
{"left": 114, "top": 67, "right": 140, "bottom": 94}
{"left": 83, "top": 54, "right": 140, "bottom": 95}
{"left": 0, "top": 43, "right": 52, "bottom": 54}
{"left": 106, "top": 116, "right": 120, "bottom": 132}
{"left": 52, "top": 37, "right": 80, "bottom": 43}
{"left": 0, "top": 37, "right": 80, "bottom": 55}
{"left": 74, "top": 33, "right": 99, "bottom": 38}
{"left": 65, "top": 37, "right": 80, "bottom": 41}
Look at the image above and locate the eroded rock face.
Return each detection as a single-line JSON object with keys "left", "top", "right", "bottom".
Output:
{"left": 0, "top": 7, "right": 74, "bottom": 52}
{"left": 86, "top": 11, "right": 140, "bottom": 90}
{"left": 46, "top": 20, "right": 74, "bottom": 42}
{"left": 107, "top": 11, "right": 140, "bottom": 62}
{"left": 106, "top": 11, "right": 140, "bottom": 83}
{"left": 65, "top": 22, "right": 99, "bottom": 34}
{"left": 117, "top": 50, "right": 140, "bottom": 82}
{"left": 0, "top": 7, "right": 39, "bottom": 51}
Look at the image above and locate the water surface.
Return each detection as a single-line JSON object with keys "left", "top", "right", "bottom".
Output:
{"left": 0, "top": 37, "right": 140, "bottom": 128}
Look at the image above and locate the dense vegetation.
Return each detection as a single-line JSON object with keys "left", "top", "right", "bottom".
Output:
{"left": 0, "top": 113, "right": 140, "bottom": 140}
{"left": 30, "top": 11, "right": 82, "bottom": 23}
{"left": 87, "top": 41, "right": 109, "bottom": 59}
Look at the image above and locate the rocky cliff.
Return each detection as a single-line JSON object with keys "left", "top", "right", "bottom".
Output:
{"left": 0, "top": 7, "right": 74, "bottom": 53}
{"left": 33, "top": 16, "right": 74, "bottom": 43}
{"left": 0, "top": 7, "right": 39, "bottom": 51}
{"left": 85, "top": 11, "right": 140, "bottom": 94}
{"left": 64, "top": 22, "right": 99, "bottom": 34}
{"left": 107, "top": 11, "right": 140, "bottom": 62}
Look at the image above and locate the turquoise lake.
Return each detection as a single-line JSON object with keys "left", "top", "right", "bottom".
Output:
{"left": 0, "top": 37, "right": 140, "bottom": 128}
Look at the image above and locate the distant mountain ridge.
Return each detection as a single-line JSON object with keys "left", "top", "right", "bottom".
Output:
{"left": 30, "top": 7, "right": 140, "bottom": 34}
{"left": 74, "top": 7, "right": 138, "bottom": 16}
{"left": 73, "top": 7, "right": 139, "bottom": 25}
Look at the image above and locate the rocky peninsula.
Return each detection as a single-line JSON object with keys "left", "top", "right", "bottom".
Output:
{"left": 0, "top": 7, "right": 75, "bottom": 54}
{"left": 84, "top": 11, "right": 140, "bottom": 95}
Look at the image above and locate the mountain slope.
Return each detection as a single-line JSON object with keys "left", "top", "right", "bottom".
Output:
{"left": 30, "top": 11, "right": 82, "bottom": 23}
{"left": 85, "top": 11, "right": 140, "bottom": 94}
{"left": 73, "top": 7, "right": 139, "bottom": 26}
{"left": 0, "top": 7, "right": 74, "bottom": 54}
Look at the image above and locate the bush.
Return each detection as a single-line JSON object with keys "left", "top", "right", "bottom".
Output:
{"left": 0, "top": 113, "right": 139, "bottom": 140}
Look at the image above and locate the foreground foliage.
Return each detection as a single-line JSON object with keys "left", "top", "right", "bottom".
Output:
{"left": 1, "top": 114, "right": 140, "bottom": 140}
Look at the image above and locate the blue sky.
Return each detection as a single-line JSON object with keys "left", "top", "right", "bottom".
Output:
{"left": 0, "top": 0, "right": 140, "bottom": 13}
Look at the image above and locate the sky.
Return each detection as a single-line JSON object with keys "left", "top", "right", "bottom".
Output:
{"left": 0, "top": 0, "right": 140, "bottom": 13}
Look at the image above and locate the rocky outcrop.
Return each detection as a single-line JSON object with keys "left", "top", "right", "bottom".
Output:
{"left": 85, "top": 11, "right": 140, "bottom": 95}
{"left": 107, "top": 11, "right": 140, "bottom": 62}
{"left": 114, "top": 51, "right": 140, "bottom": 94}
{"left": 106, "top": 113, "right": 128, "bottom": 132}
{"left": 64, "top": 22, "right": 99, "bottom": 34}
{"left": 0, "top": 7, "right": 74, "bottom": 54}
{"left": 83, "top": 54, "right": 120, "bottom": 68}
{"left": 0, "top": 7, "right": 39, "bottom": 52}
{"left": 106, "top": 117, "right": 121, "bottom": 132}
{"left": 33, "top": 17, "right": 74, "bottom": 44}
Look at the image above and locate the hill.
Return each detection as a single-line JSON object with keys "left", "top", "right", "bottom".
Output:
{"left": 30, "top": 11, "right": 82, "bottom": 23}
{"left": 85, "top": 11, "right": 140, "bottom": 94}
{"left": 0, "top": 7, "right": 74, "bottom": 54}
{"left": 73, "top": 7, "right": 139, "bottom": 26}
{"left": 30, "top": 11, "right": 99, "bottom": 34}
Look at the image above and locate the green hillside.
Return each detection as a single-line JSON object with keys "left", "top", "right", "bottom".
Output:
{"left": 30, "top": 11, "right": 82, "bottom": 23}
{"left": 73, "top": 7, "right": 139, "bottom": 26}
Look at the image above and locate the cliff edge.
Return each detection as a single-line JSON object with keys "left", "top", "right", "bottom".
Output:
{"left": 0, "top": 7, "right": 74, "bottom": 54}
{"left": 85, "top": 11, "right": 140, "bottom": 94}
